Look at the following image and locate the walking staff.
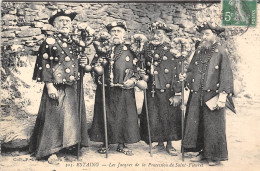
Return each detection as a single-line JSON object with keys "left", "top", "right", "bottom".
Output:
{"left": 90, "top": 43, "right": 109, "bottom": 157}
{"left": 140, "top": 53, "right": 152, "bottom": 157}
{"left": 171, "top": 37, "right": 193, "bottom": 160}
{"left": 129, "top": 34, "right": 152, "bottom": 156}
{"left": 180, "top": 45, "right": 185, "bottom": 162}
{"left": 77, "top": 67, "right": 83, "bottom": 160}
{"left": 76, "top": 31, "right": 84, "bottom": 160}
{"left": 142, "top": 67, "right": 152, "bottom": 157}
{"left": 102, "top": 71, "right": 109, "bottom": 158}
{"left": 73, "top": 24, "right": 95, "bottom": 159}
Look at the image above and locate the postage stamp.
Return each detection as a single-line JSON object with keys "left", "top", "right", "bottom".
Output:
{"left": 222, "top": 0, "right": 257, "bottom": 26}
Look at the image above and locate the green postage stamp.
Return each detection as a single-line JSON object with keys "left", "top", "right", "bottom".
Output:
{"left": 222, "top": 0, "right": 257, "bottom": 26}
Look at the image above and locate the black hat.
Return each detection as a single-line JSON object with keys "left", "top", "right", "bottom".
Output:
{"left": 48, "top": 9, "right": 77, "bottom": 26}
{"left": 196, "top": 22, "right": 225, "bottom": 35}
{"left": 148, "top": 21, "right": 172, "bottom": 33}
{"left": 105, "top": 21, "right": 127, "bottom": 32}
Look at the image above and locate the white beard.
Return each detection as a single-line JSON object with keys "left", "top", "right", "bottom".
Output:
{"left": 55, "top": 26, "right": 71, "bottom": 35}
{"left": 200, "top": 40, "right": 214, "bottom": 49}
{"left": 150, "top": 40, "right": 163, "bottom": 45}
{"left": 150, "top": 36, "right": 169, "bottom": 46}
{"left": 110, "top": 36, "right": 124, "bottom": 45}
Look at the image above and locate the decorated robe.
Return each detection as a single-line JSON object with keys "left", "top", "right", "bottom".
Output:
{"left": 183, "top": 42, "right": 234, "bottom": 161}
{"left": 89, "top": 43, "right": 141, "bottom": 144}
{"left": 29, "top": 33, "right": 88, "bottom": 159}
{"left": 140, "top": 42, "right": 182, "bottom": 143}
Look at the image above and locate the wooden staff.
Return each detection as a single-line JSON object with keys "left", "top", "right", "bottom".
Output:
{"left": 140, "top": 57, "right": 152, "bottom": 157}
{"left": 102, "top": 72, "right": 109, "bottom": 158}
{"left": 76, "top": 27, "right": 93, "bottom": 159}
{"left": 181, "top": 60, "right": 185, "bottom": 161}
{"left": 76, "top": 30, "right": 86, "bottom": 160}
{"left": 180, "top": 44, "right": 185, "bottom": 162}
{"left": 77, "top": 67, "right": 84, "bottom": 159}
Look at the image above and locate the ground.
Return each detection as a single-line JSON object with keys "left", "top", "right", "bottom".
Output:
{"left": 1, "top": 98, "right": 260, "bottom": 171}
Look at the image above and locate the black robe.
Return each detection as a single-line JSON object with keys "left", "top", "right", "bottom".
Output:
{"left": 183, "top": 42, "right": 234, "bottom": 161}
{"left": 140, "top": 42, "right": 182, "bottom": 143}
{"left": 29, "top": 34, "right": 88, "bottom": 159}
{"left": 89, "top": 44, "right": 140, "bottom": 144}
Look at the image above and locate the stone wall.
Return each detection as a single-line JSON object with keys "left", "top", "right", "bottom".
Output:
{"left": 1, "top": 2, "right": 223, "bottom": 55}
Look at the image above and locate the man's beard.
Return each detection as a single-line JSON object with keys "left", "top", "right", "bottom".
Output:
{"left": 200, "top": 39, "right": 214, "bottom": 49}
{"left": 57, "top": 27, "right": 70, "bottom": 35}
{"left": 110, "top": 36, "right": 124, "bottom": 45}
{"left": 150, "top": 39, "right": 163, "bottom": 45}
{"left": 150, "top": 36, "right": 169, "bottom": 45}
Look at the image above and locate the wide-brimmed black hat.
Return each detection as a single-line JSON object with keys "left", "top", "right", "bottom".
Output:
{"left": 105, "top": 21, "right": 127, "bottom": 32}
{"left": 148, "top": 21, "right": 172, "bottom": 33}
{"left": 196, "top": 22, "right": 225, "bottom": 35}
{"left": 48, "top": 9, "right": 77, "bottom": 26}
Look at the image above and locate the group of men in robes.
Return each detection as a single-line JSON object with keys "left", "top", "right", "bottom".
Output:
{"left": 29, "top": 10, "right": 234, "bottom": 166}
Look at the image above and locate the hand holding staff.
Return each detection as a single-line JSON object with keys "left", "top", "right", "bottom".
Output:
{"left": 131, "top": 34, "right": 152, "bottom": 157}
{"left": 135, "top": 35, "right": 152, "bottom": 157}
{"left": 171, "top": 37, "right": 193, "bottom": 161}
{"left": 74, "top": 23, "right": 94, "bottom": 159}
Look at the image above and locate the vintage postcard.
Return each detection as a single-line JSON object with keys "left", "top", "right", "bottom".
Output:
{"left": 1, "top": 0, "right": 259, "bottom": 170}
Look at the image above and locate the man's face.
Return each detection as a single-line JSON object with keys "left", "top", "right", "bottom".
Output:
{"left": 151, "top": 29, "right": 167, "bottom": 45}
{"left": 200, "top": 29, "right": 216, "bottom": 48}
{"left": 53, "top": 16, "right": 72, "bottom": 35}
{"left": 109, "top": 26, "right": 125, "bottom": 45}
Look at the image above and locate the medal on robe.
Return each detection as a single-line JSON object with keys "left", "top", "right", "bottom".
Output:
{"left": 43, "top": 53, "right": 49, "bottom": 59}
{"left": 65, "top": 56, "right": 70, "bottom": 62}
{"left": 46, "top": 37, "right": 55, "bottom": 45}
{"left": 125, "top": 56, "right": 130, "bottom": 62}
{"left": 123, "top": 46, "right": 127, "bottom": 51}
{"left": 65, "top": 68, "right": 71, "bottom": 73}
{"left": 62, "top": 43, "right": 67, "bottom": 48}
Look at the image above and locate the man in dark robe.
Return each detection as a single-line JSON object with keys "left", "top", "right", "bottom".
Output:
{"left": 139, "top": 21, "right": 182, "bottom": 156}
{"left": 89, "top": 21, "right": 140, "bottom": 156}
{"left": 180, "top": 22, "right": 234, "bottom": 166}
{"left": 29, "top": 9, "right": 89, "bottom": 161}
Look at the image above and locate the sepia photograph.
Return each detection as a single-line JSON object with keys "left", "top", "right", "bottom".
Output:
{"left": 1, "top": 0, "right": 259, "bottom": 170}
